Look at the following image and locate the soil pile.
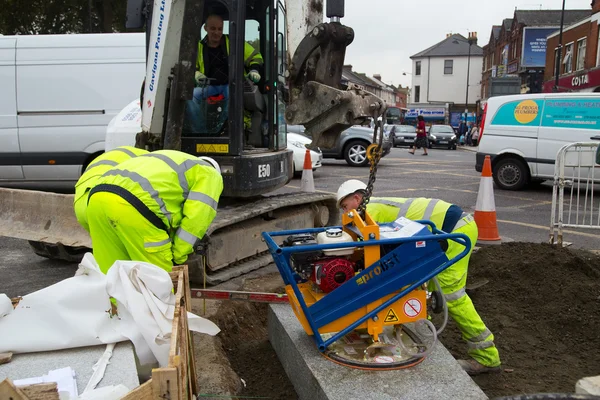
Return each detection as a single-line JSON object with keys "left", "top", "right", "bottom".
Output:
{"left": 441, "top": 242, "right": 600, "bottom": 398}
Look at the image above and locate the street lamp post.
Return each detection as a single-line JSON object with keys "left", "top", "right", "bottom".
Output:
{"left": 465, "top": 32, "right": 477, "bottom": 130}
{"left": 553, "top": 0, "right": 566, "bottom": 92}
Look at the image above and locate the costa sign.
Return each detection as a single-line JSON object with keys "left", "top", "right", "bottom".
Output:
{"left": 572, "top": 74, "right": 589, "bottom": 87}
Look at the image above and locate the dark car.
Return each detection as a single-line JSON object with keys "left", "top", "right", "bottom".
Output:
{"left": 287, "top": 125, "right": 392, "bottom": 167}
{"left": 428, "top": 125, "right": 458, "bottom": 150}
{"left": 389, "top": 125, "right": 417, "bottom": 147}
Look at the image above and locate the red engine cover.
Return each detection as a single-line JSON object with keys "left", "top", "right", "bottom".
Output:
{"left": 312, "top": 258, "right": 355, "bottom": 293}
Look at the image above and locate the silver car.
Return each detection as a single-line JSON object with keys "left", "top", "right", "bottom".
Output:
{"left": 389, "top": 125, "right": 417, "bottom": 147}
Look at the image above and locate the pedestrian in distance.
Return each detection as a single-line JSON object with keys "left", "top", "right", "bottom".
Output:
{"left": 335, "top": 180, "right": 502, "bottom": 375}
{"left": 409, "top": 115, "right": 428, "bottom": 156}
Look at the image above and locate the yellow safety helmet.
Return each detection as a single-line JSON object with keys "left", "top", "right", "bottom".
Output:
{"left": 336, "top": 179, "right": 367, "bottom": 209}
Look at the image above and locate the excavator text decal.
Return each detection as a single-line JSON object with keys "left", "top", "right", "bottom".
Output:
{"left": 149, "top": 0, "right": 167, "bottom": 92}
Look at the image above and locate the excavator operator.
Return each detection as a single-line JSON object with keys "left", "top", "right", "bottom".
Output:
{"left": 336, "top": 180, "right": 502, "bottom": 376}
{"left": 185, "top": 13, "right": 264, "bottom": 134}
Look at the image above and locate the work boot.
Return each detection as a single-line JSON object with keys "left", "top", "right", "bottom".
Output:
{"left": 457, "top": 359, "right": 501, "bottom": 375}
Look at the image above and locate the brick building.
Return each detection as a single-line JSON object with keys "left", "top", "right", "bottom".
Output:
{"left": 481, "top": 9, "right": 590, "bottom": 99}
{"left": 543, "top": 1, "right": 600, "bottom": 92}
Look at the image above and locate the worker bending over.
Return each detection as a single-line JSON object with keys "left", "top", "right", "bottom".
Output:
{"left": 74, "top": 146, "right": 148, "bottom": 233}
{"left": 336, "top": 180, "right": 501, "bottom": 375}
{"left": 87, "top": 150, "right": 223, "bottom": 273}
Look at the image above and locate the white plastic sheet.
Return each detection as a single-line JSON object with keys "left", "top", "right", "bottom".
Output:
{"left": 0, "top": 253, "right": 219, "bottom": 367}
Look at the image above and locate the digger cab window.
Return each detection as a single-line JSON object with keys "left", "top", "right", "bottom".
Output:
{"left": 183, "top": 16, "right": 266, "bottom": 147}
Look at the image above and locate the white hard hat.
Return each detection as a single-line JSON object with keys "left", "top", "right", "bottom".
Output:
{"left": 336, "top": 179, "right": 367, "bottom": 209}
{"left": 198, "top": 156, "right": 221, "bottom": 175}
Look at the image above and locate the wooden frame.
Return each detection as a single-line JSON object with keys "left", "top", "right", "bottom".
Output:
{"left": 1, "top": 265, "right": 197, "bottom": 400}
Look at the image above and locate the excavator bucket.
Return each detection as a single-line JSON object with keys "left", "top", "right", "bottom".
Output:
{"left": 0, "top": 188, "right": 91, "bottom": 259}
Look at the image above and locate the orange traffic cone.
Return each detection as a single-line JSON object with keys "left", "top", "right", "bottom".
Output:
{"left": 300, "top": 149, "right": 315, "bottom": 192}
{"left": 474, "top": 155, "right": 501, "bottom": 242}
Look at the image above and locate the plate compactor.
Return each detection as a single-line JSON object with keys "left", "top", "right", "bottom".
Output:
{"left": 262, "top": 210, "right": 471, "bottom": 370}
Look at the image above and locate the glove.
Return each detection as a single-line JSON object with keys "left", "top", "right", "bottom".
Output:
{"left": 195, "top": 71, "right": 206, "bottom": 85}
{"left": 248, "top": 70, "right": 261, "bottom": 83}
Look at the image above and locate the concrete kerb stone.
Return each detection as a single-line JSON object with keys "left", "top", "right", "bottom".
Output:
{"left": 268, "top": 304, "right": 488, "bottom": 400}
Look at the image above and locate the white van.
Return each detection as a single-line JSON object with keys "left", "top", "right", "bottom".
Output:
{"left": 476, "top": 93, "right": 600, "bottom": 190}
{"left": 0, "top": 33, "right": 145, "bottom": 188}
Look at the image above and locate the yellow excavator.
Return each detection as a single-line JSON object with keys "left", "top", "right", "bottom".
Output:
{"left": 0, "top": 0, "right": 387, "bottom": 285}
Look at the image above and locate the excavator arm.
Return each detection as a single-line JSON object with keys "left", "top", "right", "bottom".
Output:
{"left": 285, "top": 0, "right": 386, "bottom": 149}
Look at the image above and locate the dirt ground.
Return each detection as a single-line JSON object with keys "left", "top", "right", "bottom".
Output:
{"left": 203, "top": 242, "right": 600, "bottom": 399}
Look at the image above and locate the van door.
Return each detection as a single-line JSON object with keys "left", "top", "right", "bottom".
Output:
{"left": 0, "top": 37, "right": 24, "bottom": 180}
{"left": 536, "top": 96, "right": 600, "bottom": 178}
{"left": 15, "top": 33, "right": 145, "bottom": 182}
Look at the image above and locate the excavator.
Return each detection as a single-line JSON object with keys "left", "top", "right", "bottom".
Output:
{"left": 0, "top": 0, "right": 387, "bottom": 284}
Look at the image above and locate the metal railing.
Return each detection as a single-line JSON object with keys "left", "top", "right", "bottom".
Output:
{"left": 550, "top": 142, "right": 600, "bottom": 245}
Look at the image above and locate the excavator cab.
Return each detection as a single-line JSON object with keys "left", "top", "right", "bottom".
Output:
{"left": 131, "top": 0, "right": 292, "bottom": 197}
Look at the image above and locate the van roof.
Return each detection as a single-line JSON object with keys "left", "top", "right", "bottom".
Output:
{"left": 4, "top": 33, "right": 144, "bottom": 48}
{"left": 488, "top": 92, "right": 600, "bottom": 105}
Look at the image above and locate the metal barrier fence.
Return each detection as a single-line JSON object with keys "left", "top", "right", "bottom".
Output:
{"left": 550, "top": 142, "right": 600, "bottom": 246}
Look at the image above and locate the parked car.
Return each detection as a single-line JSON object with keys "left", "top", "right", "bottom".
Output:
{"left": 428, "top": 125, "right": 458, "bottom": 150}
{"left": 287, "top": 133, "right": 323, "bottom": 175}
{"left": 389, "top": 125, "right": 417, "bottom": 147}
{"left": 287, "top": 125, "right": 392, "bottom": 167}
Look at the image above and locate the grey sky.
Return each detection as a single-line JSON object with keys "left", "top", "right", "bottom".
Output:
{"left": 341, "top": 0, "right": 593, "bottom": 88}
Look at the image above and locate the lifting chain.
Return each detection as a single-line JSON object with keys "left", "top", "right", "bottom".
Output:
{"left": 357, "top": 106, "right": 387, "bottom": 216}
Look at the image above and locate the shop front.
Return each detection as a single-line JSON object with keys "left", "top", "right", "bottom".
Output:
{"left": 543, "top": 67, "right": 600, "bottom": 93}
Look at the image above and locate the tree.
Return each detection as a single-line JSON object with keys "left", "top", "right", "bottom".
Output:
{"left": 0, "top": 0, "right": 129, "bottom": 35}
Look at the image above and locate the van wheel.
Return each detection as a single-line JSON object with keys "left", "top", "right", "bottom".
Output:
{"left": 493, "top": 157, "right": 529, "bottom": 190}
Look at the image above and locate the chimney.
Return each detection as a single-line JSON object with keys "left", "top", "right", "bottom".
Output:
{"left": 373, "top": 74, "right": 382, "bottom": 81}
{"left": 446, "top": 32, "right": 453, "bottom": 38}
{"left": 468, "top": 31, "right": 478, "bottom": 45}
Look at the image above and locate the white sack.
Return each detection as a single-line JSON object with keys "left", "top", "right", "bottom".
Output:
{"left": 0, "top": 253, "right": 220, "bottom": 367}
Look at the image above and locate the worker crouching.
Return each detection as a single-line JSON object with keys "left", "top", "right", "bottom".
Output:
{"left": 86, "top": 149, "right": 223, "bottom": 273}
{"left": 336, "top": 179, "right": 501, "bottom": 375}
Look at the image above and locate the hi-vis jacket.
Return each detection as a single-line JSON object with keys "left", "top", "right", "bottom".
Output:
{"left": 367, "top": 197, "right": 453, "bottom": 229}
{"left": 74, "top": 146, "right": 148, "bottom": 232}
{"left": 196, "top": 35, "right": 263, "bottom": 75}
{"left": 93, "top": 150, "right": 224, "bottom": 264}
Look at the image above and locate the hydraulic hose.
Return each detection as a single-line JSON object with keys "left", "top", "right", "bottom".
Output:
{"left": 396, "top": 318, "right": 438, "bottom": 360}
{"left": 433, "top": 277, "right": 449, "bottom": 336}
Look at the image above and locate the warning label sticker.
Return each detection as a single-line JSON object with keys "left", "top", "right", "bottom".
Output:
{"left": 196, "top": 144, "right": 229, "bottom": 153}
{"left": 384, "top": 308, "right": 399, "bottom": 323}
{"left": 403, "top": 298, "right": 422, "bottom": 317}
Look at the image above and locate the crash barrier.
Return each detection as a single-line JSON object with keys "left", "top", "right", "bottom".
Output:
{"left": 0, "top": 265, "right": 197, "bottom": 400}
{"left": 549, "top": 142, "right": 600, "bottom": 246}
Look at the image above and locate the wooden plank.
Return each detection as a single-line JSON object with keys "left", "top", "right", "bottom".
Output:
{"left": 152, "top": 368, "right": 180, "bottom": 400}
{"left": 168, "top": 271, "right": 184, "bottom": 366}
{"left": 20, "top": 383, "right": 60, "bottom": 400}
{"left": 121, "top": 380, "right": 154, "bottom": 399}
{"left": 0, "top": 379, "right": 28, "bottom": 400}
{"left": 0, "top": 352, "right": 12, "bottom": 365}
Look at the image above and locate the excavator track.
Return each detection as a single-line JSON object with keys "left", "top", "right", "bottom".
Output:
{"left": 0, "top": 188, "right": 338, "bottom": 285}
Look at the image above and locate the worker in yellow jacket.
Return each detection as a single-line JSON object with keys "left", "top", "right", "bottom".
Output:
{"left": 74, "top": 146, "right": 148, "bottom": 233}
{"left": 87, "top": 150, "right": 223, "bottom": 273}
{"left": 336, "top": 180, "right": 501, "bottom": 376}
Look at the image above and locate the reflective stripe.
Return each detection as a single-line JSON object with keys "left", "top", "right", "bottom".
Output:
{"left": 103, "top": 169, "right": 172, "bottom": 224}
{"left": 422, "top": 199, "right": 440, "bottom": 220}
{"left": 176, "top": 227, "right": 200, "bottom": 246}
{"left": 144, "top": 238, "right": 171, "bottom": 248}
{"left": 444, "top": 287, "right": 466, "bottom": 302}
{"left": 187, "top": 191, "right": 218, "bottom": 211}
{"left": 369, "top": 199, "right": 413, "bottom": 219}
{"left": 86, "top": 160, "right": 118, "bottom": 171}
{"left": 467, "top": 328, "right": 493, "bottom": 344}
{"left": 115, "top": 147, "right": 137, "bottom": 158}
{"left": 144, "top": 153, "right": 189, "bottom": 194}
{"left": 467, "top": 340, "right": 495, "bottom": 350}
{"left": 453, "top": 213, "right": 474, "bottom": 231}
